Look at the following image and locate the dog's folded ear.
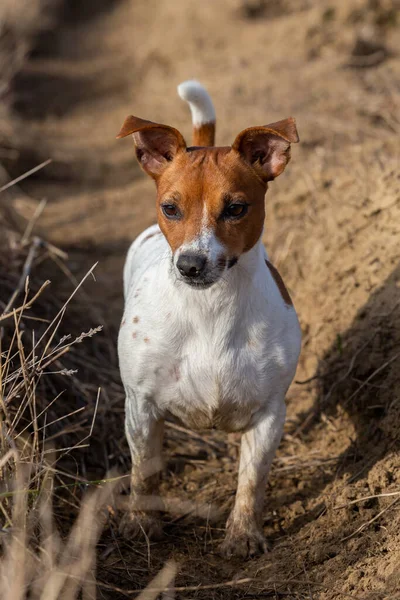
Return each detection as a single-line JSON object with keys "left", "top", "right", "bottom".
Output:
{"left": 232, "top": 118, "right": 299, "bottom": 183}
{"left": 117, "top": 116, "right": 187, "bottom": 179}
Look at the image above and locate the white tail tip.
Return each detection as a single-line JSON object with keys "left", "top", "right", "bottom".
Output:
{"left": 177, "top": 80, "right": 216, "bottom": 126}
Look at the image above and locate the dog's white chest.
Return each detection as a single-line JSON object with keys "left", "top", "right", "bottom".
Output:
{"left": 161, "top": 317, "right": 267, "bottom": 431}
{"left": 118, "top": 226, "right": 301, "bottom": 433}
{"left": 120, "top": 295, "right": 265, "bottom": 431}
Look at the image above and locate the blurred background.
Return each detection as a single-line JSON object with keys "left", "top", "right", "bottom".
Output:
{"left": 0, "top": 1, "right": 399, "bottom": 598}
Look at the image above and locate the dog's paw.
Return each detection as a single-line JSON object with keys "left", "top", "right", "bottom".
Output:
{"left": 118, "top": 511, "right": 163, "bottom": 540}
{"left": 218, "top": 527, "right": 269, "bottom": 559}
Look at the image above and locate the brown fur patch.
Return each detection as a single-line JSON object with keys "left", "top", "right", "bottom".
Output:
{"left": 193, "top": 122, "right": 215, "bottom": 146}
{"left": 156, "top": 147, "right": 266, "bottom": 256}
{"left": 265, "top": 260, "right": 293, "bottom": 306}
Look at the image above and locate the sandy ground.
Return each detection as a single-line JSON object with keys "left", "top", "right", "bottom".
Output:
{"left": 4, "top": 0, "right": 400, "bottom": 597}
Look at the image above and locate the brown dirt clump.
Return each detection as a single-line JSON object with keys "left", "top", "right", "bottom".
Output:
{"left": 1, "top": 0, "right": 400, "bottom": 598}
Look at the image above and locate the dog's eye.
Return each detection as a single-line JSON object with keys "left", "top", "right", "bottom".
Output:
{"left": 223, "top": 203, "right": 248, "bottom": 219}
{"left": 161, "top": 204, "right": 181, "bottom": 219}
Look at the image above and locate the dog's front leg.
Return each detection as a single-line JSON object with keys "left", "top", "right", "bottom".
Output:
{"left": 219, "top": 398, "right": 286, "bottom": 558}
{"left": 119, "top": 389, "right": 164, "bottom": 539}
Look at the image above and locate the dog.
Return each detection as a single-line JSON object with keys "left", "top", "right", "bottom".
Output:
{"left": 117, "top": 80, "right": 301, "bottom": 558}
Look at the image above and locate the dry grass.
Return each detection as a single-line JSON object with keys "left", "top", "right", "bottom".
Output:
{"left": 0, "top": 206, "right": 121, "bottom": 598}
{"left": 0, "top": 461, "right": 118, "bottom": 600}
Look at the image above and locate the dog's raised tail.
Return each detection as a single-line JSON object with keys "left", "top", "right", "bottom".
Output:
{"left": 178, "top": 80, "right": 216, "bottom": 147}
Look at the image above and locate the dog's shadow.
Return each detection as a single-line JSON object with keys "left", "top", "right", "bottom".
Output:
{"left": 268, "top": 261, "right": 400, "bottom": 556}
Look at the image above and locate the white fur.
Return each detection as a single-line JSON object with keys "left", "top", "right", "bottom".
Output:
{"left": 118, "top": 223, "right": 301, "bottom": 553}
{"left": 177, "top": 80, "right": 216, "bottom": 126}
{"left": 176, "top": 227, "right": 224, "bottom": 264}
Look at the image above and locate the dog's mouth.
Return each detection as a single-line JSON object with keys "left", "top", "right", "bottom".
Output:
{"left": 176, "top": 269, "right": 223, "bottom": 290}
{"left": 183, "top": 278, "right": 216, "bottom": 290}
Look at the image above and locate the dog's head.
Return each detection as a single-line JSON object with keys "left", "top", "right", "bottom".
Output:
{"left": 117, "top": 115, "right": 298, "bottom": 289}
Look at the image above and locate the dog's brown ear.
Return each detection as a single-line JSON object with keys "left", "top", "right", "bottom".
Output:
{"left": 117, "top": 116, "right": 187, "bottom": 179}
{"left": 232, "top": 117, "right": 299, "bottom": 182}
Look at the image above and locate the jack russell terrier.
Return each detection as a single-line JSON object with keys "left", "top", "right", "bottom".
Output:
{"left": 117, "top": 80, "right": 301, "bottom": 558}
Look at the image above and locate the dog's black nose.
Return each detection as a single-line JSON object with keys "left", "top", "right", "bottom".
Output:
{"left": 177, "top": 254, "right": 207, "bottom": 278}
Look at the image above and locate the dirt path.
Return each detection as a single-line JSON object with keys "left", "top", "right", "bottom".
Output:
{"left": 9, "top": 1, "right": 400, "bottom": 598}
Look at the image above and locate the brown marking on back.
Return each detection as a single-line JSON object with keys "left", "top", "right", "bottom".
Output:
{"left": 193, "top": 122, "right": 215, "bottom": 147}
{"left": 144, "top": 337, "right": 150, "bottom": 343}
{"left": 265, "top": 260, "right": 293, "bottom": 306}
{"left": 133, "top": 316, "right": 139, "bottom": 323}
